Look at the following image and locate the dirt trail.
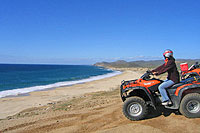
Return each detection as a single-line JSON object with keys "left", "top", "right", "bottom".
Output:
{"left": 1, "top": 89, "right": 200, "bottom": 133}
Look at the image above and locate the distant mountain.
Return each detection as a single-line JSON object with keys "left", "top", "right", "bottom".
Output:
{"left": 94, "top": 59, "right": 200, "bottom": 69}
{"left": 94, "top": 60, "right": 141, "bottom": 68}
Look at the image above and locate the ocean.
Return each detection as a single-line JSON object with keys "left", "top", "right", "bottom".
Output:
{"left": 0, "top": 64, "right": 121, "bottom": 98}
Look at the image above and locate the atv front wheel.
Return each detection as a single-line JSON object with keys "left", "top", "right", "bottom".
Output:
{"left": 123, "top": 96, "right": 148, "bottom": 121}
{"left": 180, "top": 93, "right": 200, "bottom": 118}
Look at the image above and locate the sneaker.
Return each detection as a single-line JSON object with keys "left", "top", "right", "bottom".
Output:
{"left": 162, "top": 100, "right": 172, "bottom": 106}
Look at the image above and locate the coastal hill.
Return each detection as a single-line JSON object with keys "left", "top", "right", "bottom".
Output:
{"left": 94, "top": 59, "right": 200, "bottom": 69}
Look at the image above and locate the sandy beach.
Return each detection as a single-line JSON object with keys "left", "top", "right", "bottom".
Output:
{"left": 0, "top": 70, "right": 133, "bottom": 119}
{"left": 1, "top": 69, "right": 200, "bottom": 133}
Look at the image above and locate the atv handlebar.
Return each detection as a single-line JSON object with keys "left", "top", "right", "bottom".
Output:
{"left": 188, "top": 62, "right": 199, "bottom": 71}
{"left": 140, "top": 71, "right": 152, "bottom": 80}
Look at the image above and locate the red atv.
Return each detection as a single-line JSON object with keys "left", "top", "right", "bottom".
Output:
{"left": 120, "top": 62, "right": 200, "bottom": 121}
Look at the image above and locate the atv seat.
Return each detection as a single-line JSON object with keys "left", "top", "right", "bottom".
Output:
{"left": 165, "top": 82, "right": 184, "bottom": 95}
{"left": 170, "top": 82, "right": 184, "bottom": 89}
{"left": 150, "top": 81, "right": 184, "bottom": 94}
{"left": 166, "top": 76, "right": 198, "bottom": 90}
{"left": 152, "top": 82, "right": 184, "bottom": 97}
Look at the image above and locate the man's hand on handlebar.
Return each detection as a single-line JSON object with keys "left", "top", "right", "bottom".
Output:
{"left": 152, "top": 72, "right": 158, "bottom": 75}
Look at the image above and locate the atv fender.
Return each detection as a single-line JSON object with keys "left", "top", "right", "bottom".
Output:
{"left": 177, "top": 84, "right": 200, "bottom": 98}
{"left": 172, "top": 83, "right": 200, "bottom": 109}
{"left": 120, "top": 86, "right": 156, "bottom": 109}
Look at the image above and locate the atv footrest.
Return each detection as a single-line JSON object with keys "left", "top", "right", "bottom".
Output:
{"left": 155, "top": 92, "right": 161, "bottom": 96}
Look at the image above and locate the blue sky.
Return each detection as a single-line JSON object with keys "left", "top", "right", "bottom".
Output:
{"left": 0, "top": 0, "right": 200, "bottom": 64}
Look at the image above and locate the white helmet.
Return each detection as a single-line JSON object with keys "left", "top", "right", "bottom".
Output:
{"left": 163, "top": 49, "right": 173, "bottom": 58}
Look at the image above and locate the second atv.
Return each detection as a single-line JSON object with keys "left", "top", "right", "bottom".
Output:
{"left": 121, "top": 62, "right": 200, "bottom": 121}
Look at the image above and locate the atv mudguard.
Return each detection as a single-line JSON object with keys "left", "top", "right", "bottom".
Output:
{"left": 166, "top": 77, "right": 200, "bottom": 110}
{"left": 120, "top": 84, "right": 157, "bottom": 109}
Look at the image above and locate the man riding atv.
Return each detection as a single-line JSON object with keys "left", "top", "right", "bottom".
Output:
{"left": 120, "top": 50, "right": 200, "bottom": 121}
{"left": 151, "top": 49, "right": 180, "bottom": 105}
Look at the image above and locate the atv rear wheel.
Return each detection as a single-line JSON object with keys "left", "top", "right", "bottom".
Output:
{"left": 180, "top": 93, "right": 200, "bottom": 118}
{"left": 123, "top": 96, "right": 148, "bottom": 121}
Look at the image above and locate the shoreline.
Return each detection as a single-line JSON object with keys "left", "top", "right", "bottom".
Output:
{"left": 0, "top": 70, "right": 122, "bottom": 99}
{"left": 0, "top": 70, "right": 141, "bottom": 119}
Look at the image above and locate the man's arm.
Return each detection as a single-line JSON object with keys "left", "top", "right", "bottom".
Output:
{"left": 156, "top": 60, "right": 175, "bottom": 75}
{"left": 152, "top": 64, "right": 165, "bottom": 73}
